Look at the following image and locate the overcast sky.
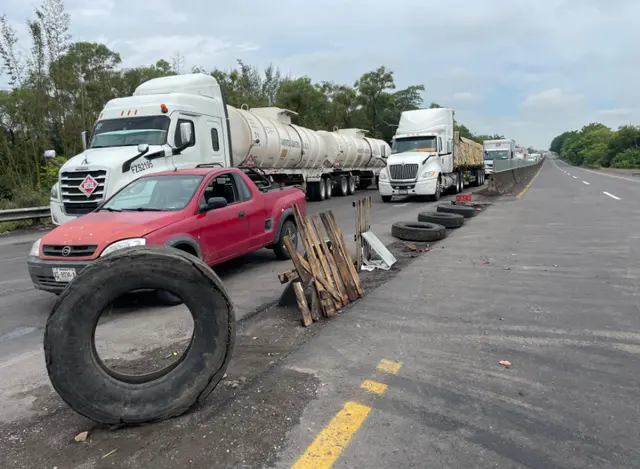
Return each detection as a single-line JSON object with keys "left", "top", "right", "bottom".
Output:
{"left": 2, "top": 0, "right": 636, "bottom": 148}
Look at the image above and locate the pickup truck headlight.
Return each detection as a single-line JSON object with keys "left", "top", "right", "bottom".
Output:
{"left": 420, "top": 170, "right": 436, "bottom": 179}
{"left": 100, "top": 238, "right": 146, "bottom": 257}
{"left": 50, "top": 183, "right": 59, "bottom": 200}
{"left": 379, "top": 170, "right": 388, "bottom": 180}
{"left": 29, "top": 238, "right": 42, "bottom": 256}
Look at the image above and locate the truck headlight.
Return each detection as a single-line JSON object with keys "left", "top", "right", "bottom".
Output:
{"left": 29, "top": 238, "right": 42, "bottom": 257}
{"left": 420, "top": 171, "right": 436, "bottom": 179}
{"left": 100, "top": 238, "right": 146, "bottom": 257}
{"left": 50, "top": 183, "right": 59, "bottom": 200}
{"left": 379, "top": 170, "right": 388, "bottom": 180}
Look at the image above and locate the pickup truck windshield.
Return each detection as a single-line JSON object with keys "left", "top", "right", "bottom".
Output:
{"left": 90, "top": 116, "right": 170, "bottom": 148}
{"left": 392, "top": 136, "right": 437, "bottom": 154}
{"left": 485, "top": 150, "right": 510, "bottom": 160}
{"left": 101, "top": 174, "right": 204, "bottom": 212}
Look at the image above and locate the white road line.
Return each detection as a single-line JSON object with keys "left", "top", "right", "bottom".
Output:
{"left": 603, "top": 191, "right": 621, "bottom": 200}
{"left": 556, "top": 159, "right": 640, "bottom": 184}
{"left": 582, "top": 181, "right": 590, "bottom": 185}
{"left": 393, "top": 203, "right": 410, "bottom": 207}
{"left": 572, "top": 176, "right": 578, "bottom": 179}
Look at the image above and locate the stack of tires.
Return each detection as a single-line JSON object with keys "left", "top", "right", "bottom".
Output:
{"left": 391, "top": 203, "right": 478, "bottom": 242}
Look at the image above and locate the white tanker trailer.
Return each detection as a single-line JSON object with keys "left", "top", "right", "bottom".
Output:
{"left": 45, "top": 73, "right": 390, "bottom": 225}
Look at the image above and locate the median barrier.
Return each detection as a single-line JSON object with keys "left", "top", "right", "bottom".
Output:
{"left": 483, "top": 158, "right": 544, "bottom": 196}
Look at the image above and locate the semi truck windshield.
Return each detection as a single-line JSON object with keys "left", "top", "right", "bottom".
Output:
{"left": 392, "top": 136, "right": 437, "bottom": 154}
{"left": 485, "top": 150, "right": 509, "bottom": 160}
{"left": 90, "top": 116, "right": 171, "bottom": 148}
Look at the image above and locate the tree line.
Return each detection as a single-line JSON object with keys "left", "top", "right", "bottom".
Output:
{"left": 549, "top": 123, "right": 640, "bottom": 169}
{"left": 0, "top": 0, "right": 504, "bottom": 214}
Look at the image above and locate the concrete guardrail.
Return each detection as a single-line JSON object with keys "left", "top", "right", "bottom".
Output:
{"left": 483, "top": 157, "right": 545, "bottom": 196}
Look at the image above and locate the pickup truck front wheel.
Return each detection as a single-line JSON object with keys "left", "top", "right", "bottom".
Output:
{"left": 273, "top": 220, "right": 298, "bottom": 260}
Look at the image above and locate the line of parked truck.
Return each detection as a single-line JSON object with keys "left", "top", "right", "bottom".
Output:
{"left": 32, "top": 72, "right": 533, "bottom": 296}
{"left": 44, "top": 72, "right": 534, "bottom": 226}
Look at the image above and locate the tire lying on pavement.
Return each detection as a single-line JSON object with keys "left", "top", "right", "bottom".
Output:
{"left": 436, "top": 203, "right": 478, "bottom": 218}
{"left": 417, "top": 211, "right": 465, "bottom": 229}
{"left": 391, "top": 221, "right": 447, "bottom": 242}
{"left": 44, "top": 245, "right": 235, "bottom": 425}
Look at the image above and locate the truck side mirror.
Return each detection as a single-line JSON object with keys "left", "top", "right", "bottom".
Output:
{"left": 44, "top": 150, "right": 56, "bottom": 159}
{"left": 180, "top": 122, "right": 193, "bottom": 146}
{"left": 137, "top": 143, "right": 150, "bottom": 154}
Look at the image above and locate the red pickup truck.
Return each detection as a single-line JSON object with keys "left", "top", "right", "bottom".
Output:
{"left": 27, "top": 167, "right": 305, "bottom": 303}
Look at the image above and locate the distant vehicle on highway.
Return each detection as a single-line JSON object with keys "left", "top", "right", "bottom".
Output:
{"left": 27, "top": 167, "right": 305, "bottom": 304}
{"left": 482, "top": 138, "right": 516, "bottom": 174}
{"left": 44, "top": 74, "right": 390, "bottom": 227}
{"left": 378, "top": 108, "right": 486, "bottom": 202}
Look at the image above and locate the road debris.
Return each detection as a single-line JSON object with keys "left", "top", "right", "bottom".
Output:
{"left": 499, "top": 360, "right": 512, "bottom": 369}
{"left": 74, "top": 431, "right": 89, "bottom": 442}
{"left": 279, "top": 204, "right": 363, "bottom": 326}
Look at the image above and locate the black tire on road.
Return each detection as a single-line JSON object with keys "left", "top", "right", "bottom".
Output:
{"left": 44, "top": 246, "right": 235, "bottom": 425}
{"left": 324, "top": 178, "right": 333, "bottom": 200}
{"left": 417, "top": 211, "right": 465, "bottom": 228}
{"left": 273, "top": 219, "right": 298, "bottom": 260}
{"left": 437, "top": 203, "right": 478, "bottom": 218}
{"left": 156, "top": 289, "right": 183, "bottom": 306}
{"left": 391, "top": 221, "right": 447, "bottom": 242}
{"left": 336, "top": 176, "right": 349, "bottom": 196}
{"left": 347, "top": 175, "right": 356, "bottom": 195}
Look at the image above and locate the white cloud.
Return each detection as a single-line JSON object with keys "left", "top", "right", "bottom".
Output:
{"left": 2, "top": 0, "right": 639, "bottom": 148}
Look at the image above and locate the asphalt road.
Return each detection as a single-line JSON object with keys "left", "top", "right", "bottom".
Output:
{"left": 3, "top": 158, "right": 640, "bottom": 468}
{"left": 0, "top": 185, "right": 467, "bottom": 423}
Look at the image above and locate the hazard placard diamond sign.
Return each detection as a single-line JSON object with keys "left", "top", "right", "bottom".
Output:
{"left": 78, "top": 174, "right": 98, "bottom": 197}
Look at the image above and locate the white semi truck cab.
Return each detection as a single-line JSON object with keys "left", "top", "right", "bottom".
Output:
{"left": 482, "top": 139, "right": 516, "bottom": 174}
{"left": 378, "top": 108, "right": 484, "bottom": 202}
{"left": 47, "top": 74, "right": 390, "bottom": 225}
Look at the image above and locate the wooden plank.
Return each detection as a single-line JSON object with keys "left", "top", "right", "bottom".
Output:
{"left": 278, "top": 268, "right": 299, "bottom": 284}
{"left": 319, "top": 211, "right": 362, "bottom": 300}
{"left": 325, "top": 211, "right": 364, "bottom": 296}
{"left": 309, "top": 281, "right": 322, "bottom": 321}
{"left": 354, "top": 199, "right": 362, "bottom": 271}
{"left": 363, "top": 197, "right": 371, "bottom": 263}
{"left": 312, "top": 216, "right": 349, "bottom": 305}
{"left": 284, "top": 237, "right": 310, "bottom": 283}
{"left": 303, "top": 216, "right": 342, "bottom": 310}
{"left": 293, "top": 282, "right": 313, "bottom": 327}
{"left": 293, "top": 205, "right": 336, "bottom": 317}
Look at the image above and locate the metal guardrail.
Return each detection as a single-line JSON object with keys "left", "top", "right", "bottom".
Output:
{"left": 0, "top": 206, "right": 51, "bottom": 223}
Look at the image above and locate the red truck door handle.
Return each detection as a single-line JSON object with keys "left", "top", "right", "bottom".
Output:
{"left": 238, "top": 211, "right": 245, "bottom": 219}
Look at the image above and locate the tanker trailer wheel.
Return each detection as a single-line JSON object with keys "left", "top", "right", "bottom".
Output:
{"left": 324, "top": 177, "right": 333, "bottom": 200}
{"left": 391, "top": 221, "right": 447, "bottom": 242}
{"left": 44, "top": 245, "right": 235, "bottom": 425}
{"left": 437, "top": 203, "right": 478, "bottom": 218}
{"left": 347, "top": 175, "right": 356, "bottom": 195}
{"left": 336, "top": 176, "right": 349, "bottom": 197}
{"left": 417, "top": 211, "right": 465, "bottom": 229}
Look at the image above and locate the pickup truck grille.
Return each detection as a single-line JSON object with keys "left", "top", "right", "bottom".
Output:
{"left": 42, "top": 245, "right": 97, "bottom": 257}
{"left": 60, "top": 169, "right": 107, "bottom": 215}
{"left": 389, "top": 164, "right": 419, "bottom": 180}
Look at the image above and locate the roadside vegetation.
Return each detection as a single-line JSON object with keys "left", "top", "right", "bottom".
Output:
{"left": 550, "top": 123, "right": 640, "bottom": 169}
{"left": 0, "top": 0, "right": 503, "bottom": 231}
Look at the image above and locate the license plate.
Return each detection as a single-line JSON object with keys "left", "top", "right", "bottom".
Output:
{"left": 52, "top": 267, "right": 76, "bottom": 283}
{"left": 397, "top": 189, "right": 408, "bottom": 195}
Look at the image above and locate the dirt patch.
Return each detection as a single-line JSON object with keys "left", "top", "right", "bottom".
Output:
{"left": 0, "top": 216, "right": 489, "bottom": 468}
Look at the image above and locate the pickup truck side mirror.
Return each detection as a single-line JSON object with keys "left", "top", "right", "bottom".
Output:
{"left": 203, "top": 197, "right": 228, "bottom": 212}
{"left": 44, "top": 150, "right": 56, "bottom": 159}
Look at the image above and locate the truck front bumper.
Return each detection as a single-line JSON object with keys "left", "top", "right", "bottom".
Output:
{"left": 379, "top": 178, "right": 438, "bottom": 197}
{"left": 49, "top": 201, "right": 78, "bottom": 226}
{"left": 27, "top": 256, "right": 91, "bottom": 294}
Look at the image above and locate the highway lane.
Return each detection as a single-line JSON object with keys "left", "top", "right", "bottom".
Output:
{"left": 269, "top": 158, "right": 640, "bottom": 468}
{"left": 0, "top": 185, "right": 473, "bottom": 423}
{"left": 552, "top": 158, "right": 640, "bottom": 203}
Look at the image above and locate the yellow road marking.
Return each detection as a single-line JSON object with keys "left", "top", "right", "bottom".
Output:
{"left": 360, "top": 379, "right": 387, "bottom": 395}
{"left": 291, "top": 401, "right": 371, "bottom": 469}
{"left": 516, "top": 166, "right": 542, "bottom": 199}
{"left": 376, "top": 359, "right": 403, "bottom": 375}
